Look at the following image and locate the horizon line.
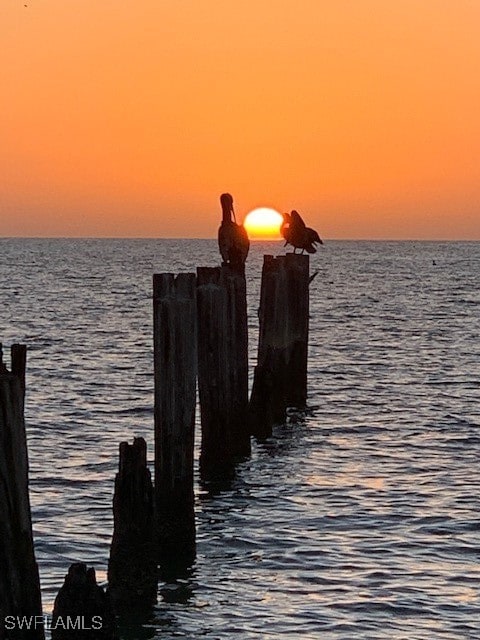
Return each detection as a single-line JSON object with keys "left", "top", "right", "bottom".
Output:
{"left": 1, "top": 236, "right": 480, "bottom": 242}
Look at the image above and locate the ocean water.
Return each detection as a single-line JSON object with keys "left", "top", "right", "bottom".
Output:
{"left": 1, "top": 238, "right": 479, "bottom": 639}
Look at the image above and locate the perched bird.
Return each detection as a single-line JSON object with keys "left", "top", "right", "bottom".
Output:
{"left": 282, "top": 210, "right": 323, "bottom": 254}
{"left": 217, "top": 193, "right": 250, "bottom": 269}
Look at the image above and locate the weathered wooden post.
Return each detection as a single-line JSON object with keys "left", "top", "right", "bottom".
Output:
{"left": 248, "top": 254, "right": 309, "bottom": 439}
{"left": 107, "top": 437, "right": 156, "bottom": 609}
{"left": 153, "top": 273, "right": 197, "bottom": 567}
{"left": 284, "top": 253, "right": 310, "bottom": 408}
{"left": 52, "top": 563, "right": 117, "bottom": 640}
{"left": 196, "top": 264, "right": 250, "bottom": 481}
{"left": 11, "top": 343, "right": 27, "bottom": 404}
{"left": 0, "top": 343, "right": 44, "bottom": 640}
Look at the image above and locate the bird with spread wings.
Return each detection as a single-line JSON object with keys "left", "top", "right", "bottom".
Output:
{"left": 281, "top": 210, "right": 323, "bottom": 254}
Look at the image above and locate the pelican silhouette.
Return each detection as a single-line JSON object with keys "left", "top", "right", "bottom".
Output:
{"left": 218, "top": 193, "right": 250, "bottom": 269}
{"left": 281, "top": 210, "right": 323, "bottom": 254}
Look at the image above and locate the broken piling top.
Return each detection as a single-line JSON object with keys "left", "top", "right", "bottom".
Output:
{"left": 0, "top": 343, "right": 30, "bottom": 530}
{"left": 114, "top": 437, "right": 153, "bottom": 524}
{"left": 118, "top": 436, "right": 148, "bottom": 475}
{"left": 0, "top": 342, "right": 27, "bottom": 382}
{"left": 52, "top": 563, "right": 117, "bottom": 640}
{"left": 108, "top": 437, "right": 156, "bottom": 610}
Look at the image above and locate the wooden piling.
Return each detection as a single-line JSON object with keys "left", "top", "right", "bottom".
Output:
{"left": 107, "top": 437, "right": 156, "bottom": 609}
{"left": 248, "top": 254, "right": 309, "bottom": 439}
{"left": 11, "top": 343, "right": 27, "bottom": 403}
{"left": 153, "top": 273, "right": 197, "bottom": 566}
{"left": 52, "top": 563, "right": 117, "bottom": 640}
{"left": 0, "top": 344, "right": 44, "bottom": 640}
{"left": 196, "top": 264, "right": 250, "bottom": 481}
{"left": 284, "top": 254, "right": 310, "bottom": 408}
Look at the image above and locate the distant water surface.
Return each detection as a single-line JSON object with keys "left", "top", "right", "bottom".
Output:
{"left": 1, "top": 239, "right": 479, "bottom": 639}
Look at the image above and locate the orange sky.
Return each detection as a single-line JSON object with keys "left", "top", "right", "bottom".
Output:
{"left": 1, "top": 0, "right": 479, "bottom": 239}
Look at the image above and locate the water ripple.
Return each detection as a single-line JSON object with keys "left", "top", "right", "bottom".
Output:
{"left": 1, "top": 239, "right": 480, "bottom": 638}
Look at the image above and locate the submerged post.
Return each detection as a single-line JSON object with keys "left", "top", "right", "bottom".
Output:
{"left": 248, "top": 254, "right": 309, "bottom": 439}
{"left": 108, "top": 437, "right": 156, "bottom": 609}
{"left": 197, "top": 264, "right": 250, "bottom": 481}
{"left": 153, "top": 273, "right": 197, "bottom": 567}
{"left": 0, "top": 343, "right": 44, "bottom": 640}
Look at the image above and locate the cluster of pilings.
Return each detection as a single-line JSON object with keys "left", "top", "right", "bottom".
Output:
{"left": 107, "top": 253, "right": 311, "bottom": 613}
{"left": 0, "top": 252, "right": 311, "bottom": 635}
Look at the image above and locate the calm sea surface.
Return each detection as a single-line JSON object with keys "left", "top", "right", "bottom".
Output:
{"left": 1, "top": 239, "right": 479, "bottom": 639}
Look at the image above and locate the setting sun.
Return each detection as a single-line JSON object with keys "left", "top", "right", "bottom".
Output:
{"left": 244, "top": 208, "right": 283, "bottom": 240}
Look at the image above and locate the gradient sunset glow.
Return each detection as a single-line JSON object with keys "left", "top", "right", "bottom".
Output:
{"left": 1, "top": 1, "right": 480, "bottom": 239}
